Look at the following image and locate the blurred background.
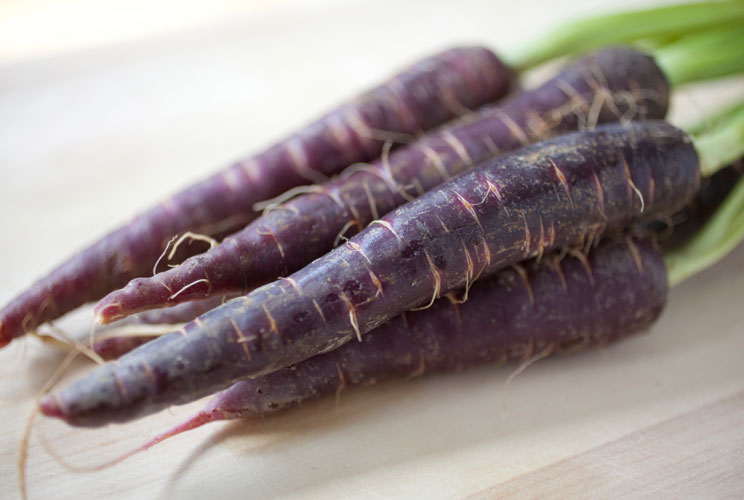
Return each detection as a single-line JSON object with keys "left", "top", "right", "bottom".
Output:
{"left": 3, "top": 0, "right": 742, "bottom": 276}
{"left": 0, "top": 0, "right": 658, "bottom": 62}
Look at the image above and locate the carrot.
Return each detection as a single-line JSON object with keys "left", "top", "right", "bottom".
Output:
{"left": 93, "top": 157, "right": 741, "bottom": 363}
{"left": 95, "top": 47, "right": 670, "bottom": 322}
{"left": 38, "top": 121, "right": 699, "bottom": 426}
{"left": 88, "top": 161, "right": 743, "bottom": 362}
{"left": 106, "top": 235, "right": 666, "bottom": 453}
{"left": 650, "top": 160, "right": 744, "bottom": 251}
{"left": 0, "top": 46, "right": 510, "bottom": 348}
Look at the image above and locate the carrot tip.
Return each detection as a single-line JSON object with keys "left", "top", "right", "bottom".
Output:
{"left": 94, "top": 308, "right": 121, "bottom": 325}
{"left": 94, "top": 298, "right": 126, "bottom": 325}
{"left": 38, "top": 394, "right": 64, "bottom": 419}
{"left": 0, "top": 319, "right": 9, "bottom": 348}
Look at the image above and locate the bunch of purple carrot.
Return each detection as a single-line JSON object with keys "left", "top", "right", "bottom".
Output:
{"left": 5, "top": 1, "right": 744, "bottom": 471}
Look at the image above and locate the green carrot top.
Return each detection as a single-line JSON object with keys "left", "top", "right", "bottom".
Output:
{"left": 666, "top": 99, "right": 744, "bottom": 285}
{"left": 509, "top": 0, "right": 744, "bottom": 74}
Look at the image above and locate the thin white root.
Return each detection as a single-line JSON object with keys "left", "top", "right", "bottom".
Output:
{"left": 334, "top": 362, "right": 347, "bottom": 409}
{"left": 88, "top": 318, "right": 97, "bottom": 359}
{"left": 93, "top": 323, "right": 185, "bottom": 342}
{"left": 333, "top": 220, "right": 357, "bottom": 247}
{"left": 361, "top": 127, "right": 415, "bottom": 144}
{"left": 18, "top": 404, "right": 38, "bottom": 500}
{"left": 362, "top": 181, "right": 379, "bottom": 220}
{"left": 193, "top": 212, "right": 254, "bottom": 238}
{"left": 629, "top": 178, "right": 645, "bottom": 213}
{"left": 153, "top": 235, "right": 178, "bottom": 275}
{"left": 37, "top": 422, "right": 138, "bottom": 473}
{"left": 369, "top": 220, "right": 402, "bottom": 242}
{"left": 501, "top": 345, "right": 554, "bottom": 417}
{"left": 29, "top": 331, "right": 72, "bottom": 352}
{"left": 49, "top": 323, "right": 105, "bottom": 365}
{"left": 381, "top": 140, "right": 415, "bottom": 202}
{"left": 169, "top": 279, "right": 211, "bottom": 301}
{"left": 167, "top": 232, "right": 218, "bottom": 261}
{"left": 410, "top": 251, "right": 441, "bottom": 311}
{"left": 19, "top": 347, "right": 82, "bottom": 500}
{"left": 253, "top": 184, "right": 324, "bottom": 212}
{"left": 30, "top": 325, "right": 105, "bottom": 366}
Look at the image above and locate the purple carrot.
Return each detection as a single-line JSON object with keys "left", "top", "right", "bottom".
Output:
{"left": 95, "top": 152, "right": 732, "bottom": 362}
{"left": 142, "top": 235, "right": 666, "bottom": 453}
{"left": 39, "top": 121, "right": 698, "bottom": 426}
{"left": 95, "top": 47, "right": 670, "bottom": 323}
{"left": 0, "top": 46, "right": 510, "bottom": 348}
{"left": 647, "top": 159, "right": 744, "bottom": 250}
{"left": 54, "top": 234, "right": 667, "bottom": 453}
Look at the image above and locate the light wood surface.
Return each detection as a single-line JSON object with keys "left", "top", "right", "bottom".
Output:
{"left": 1, "top": 1, "right": 744, "bottom": 499}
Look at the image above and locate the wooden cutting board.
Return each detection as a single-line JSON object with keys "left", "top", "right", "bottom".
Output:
{"left": 1, "top": 1, "right": 744, "bottom": 498}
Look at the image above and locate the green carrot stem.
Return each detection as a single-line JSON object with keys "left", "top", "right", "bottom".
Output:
{"left": 665, "top": 176, "right": 744, "bottom": 286}
{"left": 654, "top": 25, "right": 744, "bottom": 85}
{"left": 685, "top": 100, "right": 744, "bottom": 137}
{"left": 693, "top": 102, "right": 744, "bottom": 177}
{"left": 508, "top": 1, "right": 744, "bottom": 71}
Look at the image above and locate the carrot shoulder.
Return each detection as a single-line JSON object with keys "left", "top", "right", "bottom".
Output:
{"left": 39, "top": 121, "right": 698, "bottom": 426}
{"left": 0, "top": 46, "right": 509, "bottom": 347}
{"left": 96, "top": 47, "right": 670, "bottom": 322}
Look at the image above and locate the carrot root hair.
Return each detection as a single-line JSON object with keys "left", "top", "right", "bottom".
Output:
{"left": 19, "top": 347, "right": 84, "bottom": 500}
{"left": 501, "top": 344, "right": 555, "bottom": 416}
{"left": 39, "top": 410, "right": 219, "bottom": 474}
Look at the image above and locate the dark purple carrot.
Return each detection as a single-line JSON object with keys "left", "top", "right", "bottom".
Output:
{"left": 0, "top": 46, "right": 510, "bottom": 347}
{"left": 97, "top": 156, "right": 738, "bottom": 361}
{"left": 93, "top": 154, "right": 735, "bottom": 362}
{"left": 646, "top": 159, "right": 744, "bottom": 250}
{"left": 95, "top": 47, "right": 670, "bottom": 323}
{"left": 39, "top": 121, "right": 698, "bottom": 426}
{"left": 100, "top": 235, "right": 665, "bottom": 455}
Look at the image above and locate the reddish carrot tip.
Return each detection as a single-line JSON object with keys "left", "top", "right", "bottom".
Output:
{"left": 0, "top": 320, "right": 9, "bottom": 349}
{"left": 94, "top": 302, "right": 123, "bottom": 325}
{"left": 38, "top": 393, "right": 65, "bottom": 419}
{"left": 95, "top": 314, "right": 110, "bottom": 325}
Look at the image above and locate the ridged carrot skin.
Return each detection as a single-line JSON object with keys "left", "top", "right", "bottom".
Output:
{"left": 96, "top": 47, "right": 670, "bottom": 322}
{"left": 173, "top": 236, "right": 667, "bottom": 428}
{"left": 93, "top": 158, "right": 735, "bottom": 362}
{"left": 39, "top": 121, "right": 698, "bottom": 426}
{"left": 94, "top": 154, "right": 733, "bottom": 362}
{"left": 0, "top": 46, "right": 510, "bottom": 347}
{"left": 99, "top": 235, "right": 664, "bottom": 446}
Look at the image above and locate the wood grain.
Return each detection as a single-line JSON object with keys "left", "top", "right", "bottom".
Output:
{"left": 471, "top": 392, "right": 744, "bottom": 499}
